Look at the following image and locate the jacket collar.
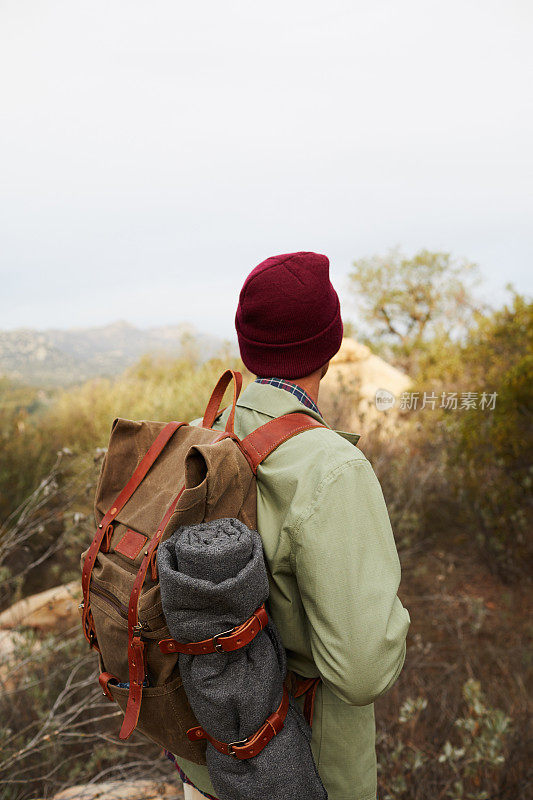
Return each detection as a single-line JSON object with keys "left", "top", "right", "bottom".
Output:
{"left": 236, "top": 381, "right": 360, "bottom": 446}
{"left": 237, "top": 381, "right": 327, "bottom": 424}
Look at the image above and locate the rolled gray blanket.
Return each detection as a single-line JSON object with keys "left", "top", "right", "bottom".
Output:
{"left": 158, "top": 518, "right": 327, "bottom": 800}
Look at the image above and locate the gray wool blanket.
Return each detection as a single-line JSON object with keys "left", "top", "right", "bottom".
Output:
{"left": 158, "top": 518, "right": 327, "bottom": 800}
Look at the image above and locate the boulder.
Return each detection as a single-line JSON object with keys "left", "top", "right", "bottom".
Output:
{"left": 0, "top": 580, "right": 82, "bottom": 632}
{"left": 0, "top": 628, "right": 41, "bottom": 692}
{"left": 48, "top": 780, "right": 183, "bottom": 800}
{"left": 320, "top": 337, "right": 411, "bottom": 431}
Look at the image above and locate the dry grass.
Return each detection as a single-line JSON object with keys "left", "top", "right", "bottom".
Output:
{"left": 0, "top": 362, "right": 531, "bottom": 799}
{"left": 376, "top": 546, "right": 532, "bottom": 799}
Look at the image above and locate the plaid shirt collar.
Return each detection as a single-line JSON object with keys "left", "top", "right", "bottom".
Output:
{"left": 254, "top": 377, "right": 322, "bottom": 416}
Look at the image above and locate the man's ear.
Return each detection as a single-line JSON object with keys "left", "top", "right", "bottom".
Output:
{"left": 320, "top": 361, "right": 330, "bottom": 379}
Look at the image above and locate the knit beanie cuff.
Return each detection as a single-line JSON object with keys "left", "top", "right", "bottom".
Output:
{"left": 237, "top": 298, "right": 343, "bottom": 379}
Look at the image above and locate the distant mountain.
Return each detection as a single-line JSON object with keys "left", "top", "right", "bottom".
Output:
{"left": 0, "top": 321, "right": 233, "bottom": 386}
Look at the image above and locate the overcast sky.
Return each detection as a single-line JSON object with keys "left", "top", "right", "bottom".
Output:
{"left": 1, "top": 0, "right": 532, "bottom": 339}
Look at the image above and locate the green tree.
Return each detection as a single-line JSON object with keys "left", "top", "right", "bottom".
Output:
{"left": 348, "top": 248, "right": 482, "bottom": 374}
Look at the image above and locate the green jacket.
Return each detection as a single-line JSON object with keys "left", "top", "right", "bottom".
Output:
{"left": 177, "top": 381, "right": 410, "bottom": 800}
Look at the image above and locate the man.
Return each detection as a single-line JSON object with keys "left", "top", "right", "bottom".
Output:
{"left": 172, "top": 251, "right": 410, "bottom": 800}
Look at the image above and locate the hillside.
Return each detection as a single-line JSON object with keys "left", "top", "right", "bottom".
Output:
{"left": 0, "top": 321, "right": 230, "bottom": 386}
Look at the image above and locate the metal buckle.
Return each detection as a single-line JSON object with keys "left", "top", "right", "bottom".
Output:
{"left": 227, "top": 737, "right": 249, "bottom": 758}
{"left": 212, "top": 626, "right": 236, "bottom": 653}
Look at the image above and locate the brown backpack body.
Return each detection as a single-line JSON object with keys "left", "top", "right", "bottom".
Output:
{"left": 80, "top": 370, "right": 325, "bottom": 763}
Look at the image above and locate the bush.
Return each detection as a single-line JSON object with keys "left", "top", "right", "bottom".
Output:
{"left": 434, "top": 294, "right": 532, "bottom": 578}
{"left": 362, "top": 293, "right": 533, "bottom": 579}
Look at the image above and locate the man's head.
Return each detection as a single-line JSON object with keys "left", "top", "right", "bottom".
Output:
{"left": 235, "top": 251, "right": 343, "bottom": 380}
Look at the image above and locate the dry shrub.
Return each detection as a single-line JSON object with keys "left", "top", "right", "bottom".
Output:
{"left": 0, "top": 625, "right": 172, "bottom": 800}
{"left": 1, "top": 345, "right": 531, "bottom": 797}
{"left": 375, "top": 546, "right": 531, "bottom": 799}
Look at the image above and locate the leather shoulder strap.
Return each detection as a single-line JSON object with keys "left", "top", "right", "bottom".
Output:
{"left": 202, "top": 370, "right": 242, "bottom": 434}
{"left": 240, "top": 412, "right": 327, "bottom": 473}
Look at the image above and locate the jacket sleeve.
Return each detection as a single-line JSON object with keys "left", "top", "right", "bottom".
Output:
{"left": 290, "top": 456, "right": 410, "bottom": 707}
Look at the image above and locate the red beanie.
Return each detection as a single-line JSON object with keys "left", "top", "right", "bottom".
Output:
{"left": 235, "top": 251, "right": 343, "bottom": 379}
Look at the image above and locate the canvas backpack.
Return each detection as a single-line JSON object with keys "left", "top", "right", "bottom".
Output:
{"left": 80, "top": 369, "right": 325, "bottom": 764}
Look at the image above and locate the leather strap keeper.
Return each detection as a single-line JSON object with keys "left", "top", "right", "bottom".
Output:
{"left": 159, "top": 604, "right": 268, "bottom": 655}
{"left": 99, "top": 671, "right": 118, "bottom": 701}
{"left": 186, "top": 685, "right": 289, "bottom": 759}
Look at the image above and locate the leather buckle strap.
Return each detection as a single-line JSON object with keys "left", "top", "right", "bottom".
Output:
{"left": 302, "top": 677, "right": 320, "bottom": 727}
{"left": 240, "top": 413, "right": 327, "bottom": 474}
{"left": 227, "top": 737, "right": 251, "bottom": 758}
{"left": 158, "top": 604, "right": 269, "bottom": 656}
{"left": 186, "top": 685, "right": 289, "bottom": 760}
{"left": 119, "top": 482, "right": 186, "bottom": 741}
{"left": 284, "top": 672, "right": 321, "bottom": 727}
{"left": 81, "top": 421, "right": 186, "bottom": 649}
{"left": 212, "top": 626, "right": 238, "bottom": 653}
{"left": 294, "top": 678, "right": 320, "bottom": 725}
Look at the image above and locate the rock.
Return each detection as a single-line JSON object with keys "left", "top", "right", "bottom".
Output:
{"left": 320, "top": 337, "right": 411, "bottom": 431}
{"left": 0, "top": 628, "right": 28, "bottom": 660}
{"left": 329, "top": 338, "right": 372, "bottom": 364}
{"left": 0, "top": 628, "right": 41, "bottom": 692}
{"left": 0, "top": 580, "right": 82, "bottom": 632}
{"left": 49, "top": 780, "right": 183, "bottom": 800}
{"left": 0, "top": 582, "right": 79, "bottom": 693}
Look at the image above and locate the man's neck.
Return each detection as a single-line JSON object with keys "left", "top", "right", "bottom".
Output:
{"left": 289, "top": 373, "right": 321, "bottom": 406}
